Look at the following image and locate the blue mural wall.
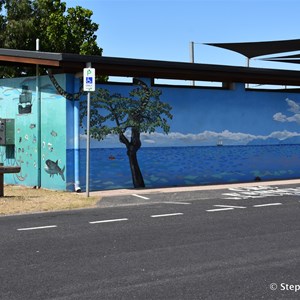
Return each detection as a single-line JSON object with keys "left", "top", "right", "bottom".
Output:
{"left": 78, "top": 80, "right": 300, "bottom": 191}
{"left": 0, "top": 74, "right": 69, "bottom": 190}
{"left": 2, "top": 73, "right": 300, "bottom": 191}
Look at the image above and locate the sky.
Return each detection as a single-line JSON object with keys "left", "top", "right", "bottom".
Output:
{"left": 67, "top": 0, "right": 300, "bottom": 70}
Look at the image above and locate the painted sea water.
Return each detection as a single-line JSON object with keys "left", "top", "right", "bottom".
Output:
{"left": 69, "top": 144, "right": 300, "bottom": 191}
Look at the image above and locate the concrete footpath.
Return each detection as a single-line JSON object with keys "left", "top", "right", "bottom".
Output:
{"left": 91, "top": 178, "right": 300, "bottom": 198}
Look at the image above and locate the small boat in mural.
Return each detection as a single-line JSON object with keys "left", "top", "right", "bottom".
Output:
{"left": 217, "top": 139, "right": 223, "bottom": 146}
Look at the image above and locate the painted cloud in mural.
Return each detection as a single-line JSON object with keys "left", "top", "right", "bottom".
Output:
{"left": 80, "top": 128, "right": 300, "bottom": 148}
{"left": 273, "top": 98, "right": 300, "bottom": 124}
{"left": 140, "top": 130, "right": 300, "bottom": 146}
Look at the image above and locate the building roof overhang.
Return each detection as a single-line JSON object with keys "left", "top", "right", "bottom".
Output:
{"left": 0, "top": 48, "right": 300, "bottom": 86}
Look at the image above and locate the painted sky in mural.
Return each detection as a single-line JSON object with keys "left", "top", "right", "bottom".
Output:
{"left": 79, "top": 83, "right": 300, "bottom": 148}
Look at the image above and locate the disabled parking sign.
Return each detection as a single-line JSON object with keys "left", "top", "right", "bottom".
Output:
{"left": 83, "top": 68, "right": 96, "bottom": 91}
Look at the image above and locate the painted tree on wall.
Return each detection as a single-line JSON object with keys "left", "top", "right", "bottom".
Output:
{"left": 80, "top": 79, "right": 173, "bottom": 188}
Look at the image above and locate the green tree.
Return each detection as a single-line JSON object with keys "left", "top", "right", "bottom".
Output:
{"left": 2, "top": 0, "right": 34, "bottom": 49}
{"left": 0, "top": 0, "right": 35, "bottom": 77}
{"left": 33, "top": 0, "right": 101, "bottom": 55}
{"left": 0, "top": 0, "right": 102, "bottom": 77}
{"left": 80, "top": 79, "right": 173, "bottom": 188}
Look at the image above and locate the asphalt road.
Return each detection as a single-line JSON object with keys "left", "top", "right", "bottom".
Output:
{"left": 1, "top": 184, "right": 300, "bottom": 299}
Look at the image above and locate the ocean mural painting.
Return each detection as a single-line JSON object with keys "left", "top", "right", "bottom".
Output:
{"left": 2, "top": 72, "right": 300, "bottom": 192}
{"left": 78, "top": 82, "right": 300, "bottom": 191}
{"left": 75, "top": 144, "right": 300, "bottom": 191}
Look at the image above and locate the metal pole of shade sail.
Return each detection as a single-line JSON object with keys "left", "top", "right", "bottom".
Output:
{"left": 246, "top": 58, "right": 250, "bottom": 89}
{"left": 190, "top": 41, "right": 195, "bottom": 86}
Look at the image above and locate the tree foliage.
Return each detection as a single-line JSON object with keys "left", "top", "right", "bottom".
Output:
{"left": 0, "top": 0, "right": 102, "bottom": 77}
{"left": 80, "top": 86, "right": 173, "bottom": 142}
{"left": 80, "top": 81, "right": 173, "bottom": 188}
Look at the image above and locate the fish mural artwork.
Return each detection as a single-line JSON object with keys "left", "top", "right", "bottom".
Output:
{"left": 50, "top": 130, "right": 58, "bottom": 137}
{"left": 44, "top": 159, "right": 65, "bottom": 181}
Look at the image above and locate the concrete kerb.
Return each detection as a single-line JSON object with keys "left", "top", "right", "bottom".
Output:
{"left": 90, "top": 179, "right": 300, "bottom": 198}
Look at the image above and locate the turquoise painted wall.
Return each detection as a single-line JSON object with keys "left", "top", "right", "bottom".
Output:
{"left": 0, "top": 74, "right": 68, "bottom": 190}
{"left": 40, "top": 75, "right": 67, "bottom": 190}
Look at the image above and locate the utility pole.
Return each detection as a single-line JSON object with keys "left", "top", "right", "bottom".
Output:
{"left": 190, "top": 41, "right": 195, "bottom": 86}
{"left": 36, "top": 38, "right": 41, "bottom": 188}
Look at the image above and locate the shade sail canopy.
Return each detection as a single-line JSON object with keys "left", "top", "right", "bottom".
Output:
{"left": 262, "top": 53, "right": 300, "bottom": 64}
{"left": 205, "top": 39, "right": 300, "bottom": 58}
{"left": 266, "top": 53, "right": 300, "bottom": 60}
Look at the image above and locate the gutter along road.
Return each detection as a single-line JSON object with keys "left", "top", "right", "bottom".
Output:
{"left": 1, "top": 184, "right": 300, "bottom": 299}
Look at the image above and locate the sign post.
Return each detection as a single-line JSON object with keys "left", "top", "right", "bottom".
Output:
{"left": 83, "top": 64, "right": 95, "bottom": 197}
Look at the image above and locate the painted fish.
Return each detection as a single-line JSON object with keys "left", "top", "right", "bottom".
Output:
{"left": 44, "top": 159, "right": 65, "bottom": 181}
{"left": 48, "top": 143, "right": 53, "bottom": 152}
{"left": 50, "top": 130, "right": 58, "bottom": 137}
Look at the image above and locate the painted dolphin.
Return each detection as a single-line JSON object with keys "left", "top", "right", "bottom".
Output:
{"left": 45, "top": 159, "right": 65, "bottom": 181}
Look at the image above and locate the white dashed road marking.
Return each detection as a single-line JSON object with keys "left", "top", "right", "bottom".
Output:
{"left": 89, "top": 218, "right": 128, "bottom": 224}
{"left": 16, "top": 198, "right": 290, "bottom": 232}
{"left": 132, "top": 194, "right": 150, "bottom": 200}
{"left": 253, "top": 203, "right": 282, "bottom": 208}
{"left": 206, "top": 208, "right": 234, "bottom": 212}
{"left": 163, "top": 201, "right": 191, "bottom": 205}
{"left": 151, "top": 213, "right": 184, "bottom": 218}
{"left": 213, "top": 205, "right": 247, "bottom": 209}
{"left": 17, "top": 225, "right": 57, "bottom": 231}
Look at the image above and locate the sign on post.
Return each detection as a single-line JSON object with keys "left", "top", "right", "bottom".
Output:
{"left": 83, "top": 68, "right": 96, "bottom": 92}
{"left": 84, "top": 65, "right": 95, "bottom": 197}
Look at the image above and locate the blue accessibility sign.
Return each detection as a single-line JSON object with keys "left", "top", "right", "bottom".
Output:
{"left": 86, "top": 77, "right": 93, "bottom": 84}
